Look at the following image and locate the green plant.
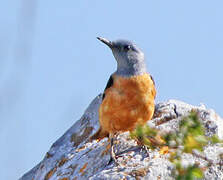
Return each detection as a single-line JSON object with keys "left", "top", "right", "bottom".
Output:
{"left": 130, "top": 111, "right": 223, "bottom": 180}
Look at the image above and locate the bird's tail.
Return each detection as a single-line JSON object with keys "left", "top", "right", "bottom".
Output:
{"left": 89, "top": 127, "right": 109, "bottom": 141}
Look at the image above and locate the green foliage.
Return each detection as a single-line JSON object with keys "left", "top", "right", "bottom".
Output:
{"left": 176, "top": 165, "right": 203, "bottom": 180}
{"left": 130, "top": 124, "right": 163, "bottom": 150}
{"left": 130, "top": 111, "right": 223, "bottom": 180}
{"left": 180, "top": 112, "right": 208, "bottom": 153}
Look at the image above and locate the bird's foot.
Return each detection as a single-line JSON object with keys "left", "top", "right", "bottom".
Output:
{"left": 109, "top": 133, "right": 125, "bottom": 167}
{"left": 135, "top": 139, "right": 150, "bottom": 158}
{"left": 110, "top": 145, "right": 120, "bottom": 166}
{"left": 140, "top": 145, "right": 150, "bottom": 158}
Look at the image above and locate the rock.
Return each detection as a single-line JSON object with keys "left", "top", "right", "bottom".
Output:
{"left": 19, "top": 95, "right": 223, "bottom": 180}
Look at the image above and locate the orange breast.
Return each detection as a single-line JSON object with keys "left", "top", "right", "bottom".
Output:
{"left": 99, "top": 73, "right": 156, "bottom": 134}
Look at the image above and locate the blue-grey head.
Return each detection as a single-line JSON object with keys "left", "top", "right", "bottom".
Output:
{"left": 97, "top": 37, "right": 147, "bottom": 77}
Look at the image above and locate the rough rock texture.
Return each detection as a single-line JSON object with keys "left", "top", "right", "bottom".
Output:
{"left": 20, "top": 95, "right": 223, "bottom": 180}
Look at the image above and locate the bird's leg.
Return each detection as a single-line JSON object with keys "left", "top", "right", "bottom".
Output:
{"left": 109, "top": 133, "right": 123, "bottom": 166}
{"left": 110, "top": 133, "right": 117, "bottom": 162}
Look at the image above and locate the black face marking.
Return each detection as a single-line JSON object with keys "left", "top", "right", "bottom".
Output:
{"left": 102, "top": 75, "right": 114, "bottom": 100}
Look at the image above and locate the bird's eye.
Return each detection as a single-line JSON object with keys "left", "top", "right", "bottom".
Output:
{"left": 123, "top": 45, "right": 131, "bottom": 51}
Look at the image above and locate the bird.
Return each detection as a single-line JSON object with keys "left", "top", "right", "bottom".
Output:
{"left": 92, "top": 37, "right": 156, "bottom": 164}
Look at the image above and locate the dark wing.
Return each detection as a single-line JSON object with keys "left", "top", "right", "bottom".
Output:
{"left": 150, "top": 74, "right": 156, "bottom": 98}
{"left": 150, "top": 74, "right": 155, "bottom": 86}
{"left": 102, "top": 75, "right": 114, "bottom": 100}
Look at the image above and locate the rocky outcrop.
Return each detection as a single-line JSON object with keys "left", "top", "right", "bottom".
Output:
{"left": 20, "top": 95, "right": 223, "bottom": 180}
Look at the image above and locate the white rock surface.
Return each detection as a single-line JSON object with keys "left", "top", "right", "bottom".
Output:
{"left": 19, "top": 95, "right": 223, "bottom": 180}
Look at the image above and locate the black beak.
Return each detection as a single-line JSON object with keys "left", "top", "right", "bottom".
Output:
{"left": 97, "top": 37, "right": 113, "bottom": 49}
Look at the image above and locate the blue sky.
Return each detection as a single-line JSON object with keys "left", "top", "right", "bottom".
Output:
{"left": 0, "top": 0, "right": 223, "bottom": 179}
